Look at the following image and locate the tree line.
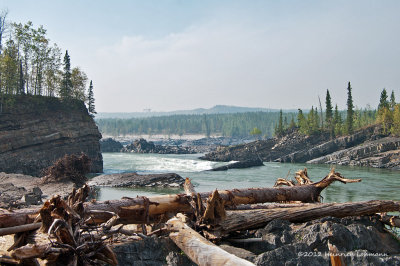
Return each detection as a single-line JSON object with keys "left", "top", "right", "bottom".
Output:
{"left": 0, "top": 10, "right": 96, "bottom": 116}
{"left": 274, "top": 82, "right": 400, "bottom": 138}
{"left": 98, "top": 82, "right": 400, "bottom": 139}
{"left": 96, "top": 112, "right": 297, "bottom": 138}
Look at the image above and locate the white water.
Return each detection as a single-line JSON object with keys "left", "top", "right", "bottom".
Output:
{"left": 97, "top": 153, "right": 400, "bottom": 203}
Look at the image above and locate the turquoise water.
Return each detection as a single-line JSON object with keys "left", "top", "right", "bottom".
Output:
{"left": 97, "top": 153, "right": 400, "bottom": 203}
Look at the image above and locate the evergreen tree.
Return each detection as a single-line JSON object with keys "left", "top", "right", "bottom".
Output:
{"left": 60, "top": 50, "right": 72, "bottom": 98}
{"left": 87, "top": 80, "right": 96, "bottom": 117}
{"left": 391, "top": 104, "right": 400, "bottom": 136}
{"left": 325, "top": 89, "right": 333, "bottom": 126}
{"left": 275, "top": 109, "right": 284, "bottom": 136}
{"left": 346, "top": 82, "right": 354, "bottom": 134}
{"left": 333, "top": 104, "right": 342, "bottom": 136}
{"left": 378, "top": 88, "right": 389, "bottom": 111}
{"left": 390, "top": 90, "right": 396, "bottom": 111}
{"left": 297, "top": 109, "right": 307, "bottom": 135}
{"left": 18, "top": 59, "right": 24, "bottom": 94}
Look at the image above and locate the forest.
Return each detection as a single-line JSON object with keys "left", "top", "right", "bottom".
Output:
{"left": 0, "top": 11, "right": 96, "bottom": 116}
{"left": 97, "top": 84, "right": 400, "bottom": 139}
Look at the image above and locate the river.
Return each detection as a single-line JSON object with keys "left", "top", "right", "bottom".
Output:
{"left": 97, "top": 152, "right": 400, "bottom": 203}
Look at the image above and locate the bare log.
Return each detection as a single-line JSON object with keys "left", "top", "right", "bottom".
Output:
{"left": 0, "top": 170, "right": 361, "bottom": 227}
{"left": 0, "top": 208, "right": 38, "bottom": 228}
{"left": 166, "top": 215, "right": 254, "bottom": 266}
{"left": 0, "top": 223, "right": 41, "bottom": 236}
{"left": 216, "top": 200, "right": 400, "bottom": 234}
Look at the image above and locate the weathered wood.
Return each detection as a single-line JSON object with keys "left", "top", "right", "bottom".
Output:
{"left": 216, "top": 200, "right": 400, "bottom": 234}
{"left": 0, "top": 223, "right": 41, "bottom": 236}
{"left": 166, "top": 215, "right": 254, "bottom": 266}
{"left": 0, "top": 170, "right": 361, "bottom": 227}
{"left": 0, "top": 208, "right": 38, "bottom": 228}
{"left": 379, "top": 214, "right": 400, "bottom": 228}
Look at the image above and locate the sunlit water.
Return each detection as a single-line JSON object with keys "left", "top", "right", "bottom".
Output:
{"left": 96, "top": 152, "right": 400, "bottom": 203}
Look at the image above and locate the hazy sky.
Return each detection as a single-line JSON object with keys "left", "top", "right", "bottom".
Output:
{"left": 1, "top": 0, "right": 399, "bottom": 112}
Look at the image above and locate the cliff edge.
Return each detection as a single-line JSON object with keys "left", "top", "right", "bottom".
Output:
{"left": 0, "top": 96, "right": 103, "bottom": 176}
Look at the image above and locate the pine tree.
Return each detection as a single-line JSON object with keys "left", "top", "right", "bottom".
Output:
{"left": 390, "top": 90, "right": 396, "bottom": 111}
{"left": 276, "top": 109, "right": 284, "bottom": 136}
{"left": 60, "top": 50, "right": 72, "bottom": 98}
{"left": 346, "top": 82, "right": 354, "bottom": 134}
{"left": 18, "top": 59, "right": 24, "bottom": 94}
{"left": 87, "top": 80, "right": 96, "bottom": 117}
{"left": 334, "top": 104, "right": 342, "bottom": 136}
{"left": 297, "top": 109, "right": 307, "bottom": 135}
{"left": 325, "top": 89, "right": 333, "bottom": 126}
{"left": 378, "top": 88, "right": 389, "bottom": 111}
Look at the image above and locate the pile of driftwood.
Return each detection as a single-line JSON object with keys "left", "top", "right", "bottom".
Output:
{"left": 0, "top": 169, "right": 400, "bottom": 265}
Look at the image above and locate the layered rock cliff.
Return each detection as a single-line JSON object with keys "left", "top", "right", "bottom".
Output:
{"left": 201, "top": 125, "right": 400, "bottom": 169}
{"left": 0, "top": 96, "right": 103, "bottom": 176}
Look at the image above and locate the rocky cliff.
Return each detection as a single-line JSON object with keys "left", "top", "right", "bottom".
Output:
{"left": 0, "top": 96, "right": 103, "bottom": 176}
{"left": 201, "top": 125, "right": 400, "bottom": 169}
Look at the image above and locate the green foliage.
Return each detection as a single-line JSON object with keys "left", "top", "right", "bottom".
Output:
{"left": 250, "top": 127, "right": 262, "bottom": 138}
{"left": 59, "top": 50, "right": 73, "bottom": 99}
{"left": 391, "top": 104, "right": 400, "bottom": 136}
{"left": 96, "top": 111, "right": 296, "bottom": 138}
{"left": 390, "top": 90, "right": 396, "bottom": 111}
{"left": 274, "top": 109, "right": 284, "bottom": 137}
{"left": 87, "top": 80, "right": 96, "bottom": 117}
{"left": 346, "top": 82, "right": 354, "bottom": 134}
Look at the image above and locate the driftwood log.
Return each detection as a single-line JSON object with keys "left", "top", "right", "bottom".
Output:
{"left": 0, "top": 169, "right": 361, "bottom": 227}
{"left": 214, "top": 200, "right": 400, "bottom": 235}
{"left": 166, "top": 214, "right": 254, "bottom": 266}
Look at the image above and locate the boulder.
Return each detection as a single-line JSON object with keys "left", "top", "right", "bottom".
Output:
{"left": 100, "top": 138, "right": 123, "bottom": 152}
{"left": 210, "top": 158, "right": 264, "bottom": 171}
{"left": 88, "top": 172, "right": 185, "bottom": 188}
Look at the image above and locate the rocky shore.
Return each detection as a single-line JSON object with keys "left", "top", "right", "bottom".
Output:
{"left": 201, "top": 125, "right": 400, "bottom": 169}
{"left": 112, "top": 216, "right": 400, "bottom": 265}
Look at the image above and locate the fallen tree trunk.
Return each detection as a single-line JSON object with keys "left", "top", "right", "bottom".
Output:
{"left": 85, "top": 170, "right": 361, "bottom": 224}
{"left": 0, "top": 170, "right": 361, "bottom": 227}
{"left": 215, "top": 200, "right": 400, "bottom": 235}
{"left": 166, "top": 215, "right": 254, "bottom": 266}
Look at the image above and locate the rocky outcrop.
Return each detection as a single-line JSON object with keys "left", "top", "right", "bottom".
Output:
{"left": 209, "top": 158, "right": 264, "bottom": 171}
{"left": 201, "top": 130, "right": 330, "bottom": 162}
{"left": 122, "top": 138, "right": 196, "bottom": 154}
{"left": 276, "top": 125, "right": 378, "bottom": 163}
{"left": 100, "top": 138, "right": 123, "bottom": 152}
{"left": 0, "top": 96, "right": 103, "bottom": 176}
{"left": 202, "top": 125, "right": 400, "bottom": 169}
{"left": 88, "top": 172, "right": 185, "bottom": 188}
{"left": 308, "top": 137, "right": 400, "bottom": 169}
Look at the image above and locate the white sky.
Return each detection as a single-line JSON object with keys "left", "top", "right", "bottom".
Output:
{"left": 1, "top": 0, "right": 400, "bottom": 112}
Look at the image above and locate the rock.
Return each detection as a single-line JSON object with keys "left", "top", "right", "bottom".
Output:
{"left": 307, "top": 136, "right": 400, "bottom": 169}
{"left": 0, "top": 96, "right": 103, "bottom": 176}
{"left": 88, "top": 172, "right": 185, "bottom": 188}
{"left": 201, "top": 124, "right": 400, "bottom": 169}
{"left": 0, "top": 183, "right": 26, "bottom": 208}
{"left": 252, "top": 216, "right": 400, "bottom": 265}
{"left": 122, "top": 138, "right": 196, "bottom": 154}
{"left": 209, "top": 158, "right": 264, "bottom": 171}
{"left": 253, "top": 243, "right": 327, "bottom": 266}
{"left": 100, "top": 138, "right": 123, "bottom": 152}
{"left": 218, "top": 244, "right": 257, "bottom": 262}
{"left": 166, "top": 251, "right": 196, "bottom": 266}
{"left": 24, "top": 186, "right": 43, "bottom": 205}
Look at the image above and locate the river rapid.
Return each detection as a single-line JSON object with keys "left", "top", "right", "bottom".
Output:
{"left": 97, "top": 152, "right": 400, "bottom": 203}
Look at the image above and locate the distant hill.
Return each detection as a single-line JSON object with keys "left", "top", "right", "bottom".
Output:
{"left": 96, "top": 105, "right": 296, "bottom": 119}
